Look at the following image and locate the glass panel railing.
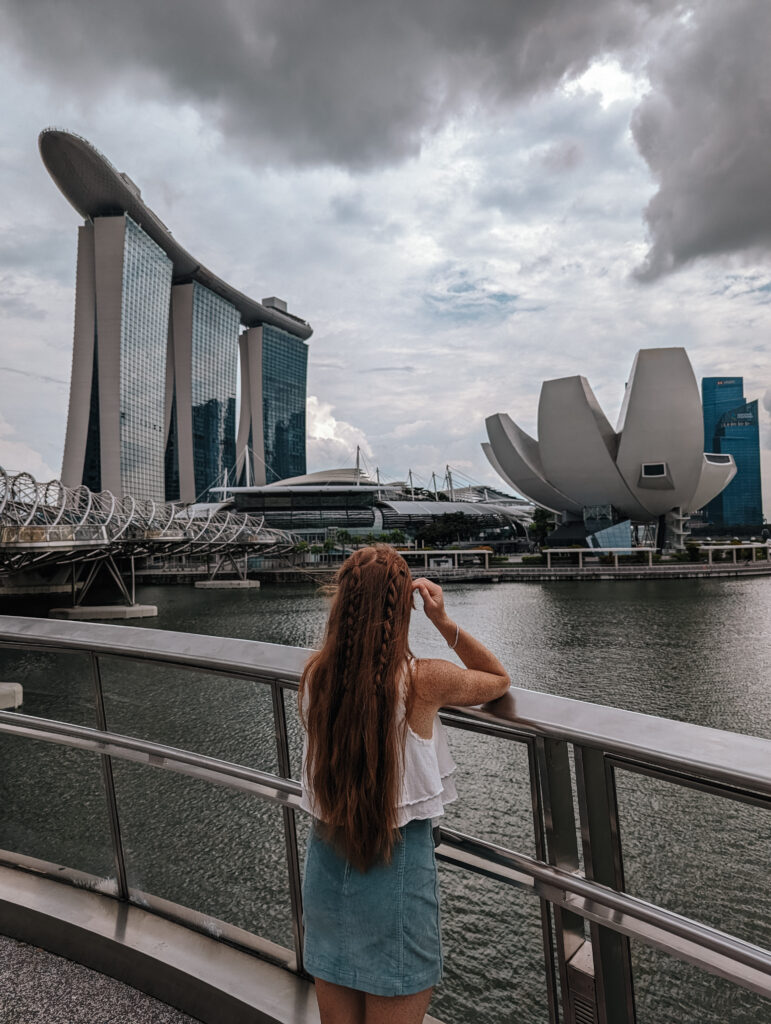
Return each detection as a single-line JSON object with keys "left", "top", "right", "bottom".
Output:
{"left": 111, "top": 762, "right": 294, "bottom": 950}
{"left": 98, "top": 657, "right": 279, "bottom": 773}
{"left": 631, "top": 938, "right": 771, "bottom": 1024}
{"left": 615, "top": 767, "right": 771, "bottom": 952}
{"left": 0, "top": 735, "right": 115, "bottom": 883}
{"left": 441, "top": 730, "right": 536, "bottom": 854}
{"left": 431, "top": 865, "right": 552, "bottom": 1024}
{"left": 0, "top": 648, "right": 97, "bottom": 728}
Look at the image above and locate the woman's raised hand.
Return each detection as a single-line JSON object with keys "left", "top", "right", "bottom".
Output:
{"left": 411, "top": 577, "right": 451, "bottom": 628}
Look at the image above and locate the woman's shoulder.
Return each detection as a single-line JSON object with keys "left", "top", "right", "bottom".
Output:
{"left": 410, "top": 656, "right": 459, "bottom": 709}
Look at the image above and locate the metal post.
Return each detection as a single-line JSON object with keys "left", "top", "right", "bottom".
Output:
{"left": 574, "top": 745, "right": 636, "bottom": 1024}
{"left": 528, "top": 741, "right": 560, "bottom": 1024}
{"left": 547, "top": 551, "right": 552, "bottom": 570}
{"left": 578, "top": 551, "right": 583, "bottom": 570}
{"left": 90, "top": 653, "right": 129, "bottom": 901}
{"left": 130, "top": 556, "right": 136, "bottom": 605}
{"left": 614, "top": 553, "right": 619, "bottom": 569}
{"left": 733, "top": 547, "right": 737, "bottom": 564}
{"left": 537, "top": 738, "right": 588, "bottom": 1021}
{"left": 648, "top": 550, "right": 653, "bottom": 568}
{"left": 270, "top": 681, "right": 305, "bottom": 974}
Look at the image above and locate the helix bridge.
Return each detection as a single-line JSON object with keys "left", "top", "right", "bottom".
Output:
{"left": 0, "top": 465, "right": 294, "bottom": 606}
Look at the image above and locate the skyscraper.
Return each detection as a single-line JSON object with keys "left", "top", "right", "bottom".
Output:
{"left": 40, "top": 129, "right": 313, "bottom": 503}
{"left": 236, "top": 315, "right": 308, "bottom": 486}
{"left": 702, "top": 377, "right": 762, "bottom": 527}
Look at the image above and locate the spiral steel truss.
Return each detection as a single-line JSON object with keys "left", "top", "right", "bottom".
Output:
{"left": 0, "top": 465, "right": 293, "bottom": 579}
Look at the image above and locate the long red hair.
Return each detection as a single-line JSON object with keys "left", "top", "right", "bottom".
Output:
{"left": 299, "top": 545, "right": 414, "bottom": 871}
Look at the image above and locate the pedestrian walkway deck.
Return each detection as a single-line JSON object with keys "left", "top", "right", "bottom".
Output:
{"left": 0, "top": 934, "right": 197, "bottom": 1024}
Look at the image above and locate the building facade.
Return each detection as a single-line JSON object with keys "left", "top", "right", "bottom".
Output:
{"left": 164, "top": 282, "right": 239, "bottom": 502}
{"left": 62, "top": 215, "right": 173, "bottom": 500}
{"left": 42, "top": 129, "right": 312, "bottom": 503}
{"left": 484, "top": 349, "right": 738, "bottom": 549}
{"left": 702, "top": 378, "right": 762, "bottom": 528}
{"left": 235, "top": 316, "right": 309, "bottom": 486}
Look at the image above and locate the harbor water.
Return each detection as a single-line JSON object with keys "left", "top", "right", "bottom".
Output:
{"left": 1, "top": 577, "right": 770, "bottom": 1024}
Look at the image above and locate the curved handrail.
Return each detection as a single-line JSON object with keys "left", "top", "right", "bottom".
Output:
{"left": 0, "top": 707, "right": 769, "bottom": 988}
{"left": 0, "top": 615, "right": 768, "bottom": 797}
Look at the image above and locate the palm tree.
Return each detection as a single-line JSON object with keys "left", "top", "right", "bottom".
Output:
{"left": 337, "top": 529, "right": 352, "bottom": 560}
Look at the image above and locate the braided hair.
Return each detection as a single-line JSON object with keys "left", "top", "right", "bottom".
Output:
{"left": 299, "top": 545, "right": 415, "bottom": 870}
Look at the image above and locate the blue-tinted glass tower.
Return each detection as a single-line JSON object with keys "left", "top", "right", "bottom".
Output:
{"left": 262, "top": 326, "right": 308, "bottom": 483}
{"left": 165, "top": 282, "right": 239, "bottom": 502}
{"left": 236, "top": 319, "right": 309, "bottom": 486}
{"left": 63, "top": 214, "right": 172, "bottom": 501}
{"left": 702, "top": 377, "right": 762, "bottom": 527}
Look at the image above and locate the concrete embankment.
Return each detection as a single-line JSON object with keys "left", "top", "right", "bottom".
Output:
{"left": 250, "top": 562, "right": 771, "bottom": 585}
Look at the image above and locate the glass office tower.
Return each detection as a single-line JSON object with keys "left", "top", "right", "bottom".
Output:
{"left": 68, "top": 214, "right": 172, "bottom": 501}
{"left": 262, "top": 325, "right": 308, "bottom": 483}
{"left": 702, "top": 378, "right": 763, "bottom": 527}
{"left": 190, "top": 283, "right": 239, "bottom": 497}
{"left": 119, "top": 217, "right": 174, "bottom": 499}
{"left": 164, "top": 282, "right": 239, "bottom": 502}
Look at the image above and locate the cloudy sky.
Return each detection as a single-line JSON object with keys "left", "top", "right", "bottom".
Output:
{"left": 0, "top": 0, "right": 769, "bottom": 513}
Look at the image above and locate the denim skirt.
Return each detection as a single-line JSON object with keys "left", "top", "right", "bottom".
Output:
{"left": 302, "top": 817, "right": 442, "bottom": 996}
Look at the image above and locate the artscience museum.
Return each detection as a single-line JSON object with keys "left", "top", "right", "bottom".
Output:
{"left": 483, "top": 348, "right": 737, "bottom": 549}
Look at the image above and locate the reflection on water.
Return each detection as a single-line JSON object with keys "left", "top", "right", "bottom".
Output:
{"left": 1, "top": 578, "right": 770, "bottom": 1024}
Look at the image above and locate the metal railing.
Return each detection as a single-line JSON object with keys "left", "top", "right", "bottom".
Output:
{"left": 0, "top": 615, "right": 769, "bottom": 1024}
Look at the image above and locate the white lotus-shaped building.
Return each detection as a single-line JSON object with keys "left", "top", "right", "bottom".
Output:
{"left": 483, "top": 348, "right": 736, "bottom": 545}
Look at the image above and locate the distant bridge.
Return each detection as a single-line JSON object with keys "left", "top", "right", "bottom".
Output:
{"left": 0, "top": 466, "right": 293, "bottom": 606}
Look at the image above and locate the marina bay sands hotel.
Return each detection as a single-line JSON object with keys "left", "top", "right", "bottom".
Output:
{"left": 40, "top": 129, "right": 313, "bottom": 503}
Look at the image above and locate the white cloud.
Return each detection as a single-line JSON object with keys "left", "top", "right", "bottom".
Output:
{"left": 0, "top": 415, "right": 57, "bottom": 481}
{"left": 306, "top": 396, "right": 372, "bottom": 471}
{"left": 563, "top": 57, "right": 648, "bottom": 110}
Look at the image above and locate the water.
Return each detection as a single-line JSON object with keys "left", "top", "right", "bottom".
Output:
{"left": 2, "top": 578, "right": 770, "bottom": 1024}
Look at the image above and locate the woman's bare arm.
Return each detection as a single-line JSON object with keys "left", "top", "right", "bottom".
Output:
{"left": 411, "top": 577, "right": 510, "bottom": 709}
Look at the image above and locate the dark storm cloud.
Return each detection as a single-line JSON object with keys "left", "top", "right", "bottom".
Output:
{"left": 1, "top": 0, "right": 671, "bottom": 169}
{"left": 633, "top": 1, "right": 771, "bottom": 281}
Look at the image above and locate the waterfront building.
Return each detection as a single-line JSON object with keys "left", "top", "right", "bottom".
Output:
{"left": 484, "top": 348, "right": 737, "bottom": 549}
{"left": 40, "top": 129, "right": 312, "bottom": 503}
{"left": 701, "top": 377, "right": 762, "bottom": 528}
{"left": 214, "top": 469, "right": 531, "bottom": 547}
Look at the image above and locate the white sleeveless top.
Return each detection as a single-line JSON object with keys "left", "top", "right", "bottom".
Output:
{"left": 299, "top": 662, "right": 458, "bottom": 827}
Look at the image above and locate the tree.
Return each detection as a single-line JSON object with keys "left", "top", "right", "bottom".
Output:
{"left": 291, "top": 540, "right": 309, "bottom": 565}
{"left": 415, "top": 512, "right": 477, "bottom": 548}
{"left": 337, "top": 529, "right": 352, "bottom": 559}
{"left": 528, "top": 508, "right": 554, "bottom": 547}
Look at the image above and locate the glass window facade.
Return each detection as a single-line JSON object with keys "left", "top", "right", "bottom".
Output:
{"left": 702, "top": 377, "right": 744, "bottom": 452}
{"left": 261, "top": 325, "right": 308, "bottom": 484}
{"left": 702, "top": 378, "right": 762, "bottom": 527}
{"left": 83, "top": 333, "right": 101, "bottom": 492}
{"left": 119, "top": 217, "right": 173, "bottom": 500}
{"left": 190, "top": 283, "right": 239, "bottom": 498}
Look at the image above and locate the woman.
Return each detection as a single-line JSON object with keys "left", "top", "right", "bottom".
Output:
{"left": 299, "top": 545, "right": 510, "bottom": 1024}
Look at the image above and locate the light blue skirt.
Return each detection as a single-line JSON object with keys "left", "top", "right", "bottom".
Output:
{"left": 302, "top": 817, "right": 443, "bottom": 996}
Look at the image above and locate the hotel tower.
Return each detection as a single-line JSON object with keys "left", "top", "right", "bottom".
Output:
{"left": 40, "top": 129, "right": 313, "bottom": 503}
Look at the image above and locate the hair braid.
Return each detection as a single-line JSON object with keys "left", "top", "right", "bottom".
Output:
{"left": 374, "top": 570, "right": 398, "bottom": 690}
{"left": 298, "top": 544, "right": 415, "bottom": 870}
{"left": 341, "top": 562, "right": 361, "bottom": 690}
